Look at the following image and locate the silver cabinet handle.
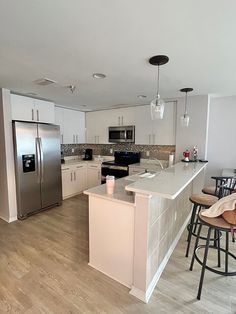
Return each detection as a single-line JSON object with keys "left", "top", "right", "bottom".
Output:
{"left": 90, "top": 165, "right": 98, "bottom": 168}
{"left": 121, "top": 116, "right": 124, "bottom": 126}
{"left": 94, "top": 135, "right": 96, "bottom": 143}
{"left": 74, "top": 171, "right": 76, "bottom": 180}
{"left": 148, "top": 134, "right": 151, "bottom": 144}
{"left": 37, "top": 109, "right": 39, "bottom": 121}
{"left": 73, "top": 135, "right": 75, "bottom": 143}
{"left": 118, "top": 116, "right": 120, "bottom": 126}
{"left": 61, "top": 134, "right": 64, "bottom": 144}
{"left": 97, "top": 136, "right": 99, "bottom": 144}
{"left": 62, "top": 167, "right": 70, "bottom": 171}
{"left": 32, "top": 109, "right": 34, "bottom": 121}
{"left": 98, "top": 170, "right": 100, "bottom": 180}
{"left": 76, "top": 165, "right": 83, "bottom": 168}
{"left": 71, "top": 172, "right": 73, "bottom": 181}
{"left": 76, "top": 134, "right": 78, "bottom": 143}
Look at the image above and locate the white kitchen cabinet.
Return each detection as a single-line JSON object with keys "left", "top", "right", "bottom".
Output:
{"left": 34, "top": 99, "right": 55, "bottom": 123}
{"left": 135, "top": 102, "right": 176, "bottom": 145}
{"left": 62, "top": 167, "right": 74, "bottom": 199}
{"left": 11, "top": 94, "right": 55, "bottom": 123}
{"left": 74, "top": 164, "right": 87, "bottom": 193}
{"left": 86, "top": 110, "right": 109, "bottom": 144}
{"left": 55, "top": 106, "right": 64, "bottom": 143}
{"left": 61, "top": 163, "right": 100, "bottom": 199}
{"left": 55, "top": 106, "right": 85, "bottom": 144}
{"left": 87, "top": 164, "right": 101, "bottom": 189}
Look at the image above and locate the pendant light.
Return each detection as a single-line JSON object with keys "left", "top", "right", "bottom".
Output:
{"left": 179, "top": 87, "right": 193, "bottom": 127}
{"left": 149, "top": 55, "right": 169, "bottom": 120}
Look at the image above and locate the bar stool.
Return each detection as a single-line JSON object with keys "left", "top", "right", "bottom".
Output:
{"left": 190, "top": 212, "right": 236, "bottom": 300}
{"left": 185, "top": 194, "right": 218, "bottom": 257}
{"left": 202, "top": 176, "right": 236, "bottom": 198}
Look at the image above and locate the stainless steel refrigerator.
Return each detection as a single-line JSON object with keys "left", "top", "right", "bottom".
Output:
{"left": 13, "top": 121, "right": 62, "bottom": 219}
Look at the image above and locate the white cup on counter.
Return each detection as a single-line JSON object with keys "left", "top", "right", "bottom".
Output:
{"left": 106, "top": 175, "right": 115, "bottom": 194}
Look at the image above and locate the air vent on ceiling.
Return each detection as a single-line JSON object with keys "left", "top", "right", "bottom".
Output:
{"left": 34, "top": 78, "right": 57, "bottom": 86}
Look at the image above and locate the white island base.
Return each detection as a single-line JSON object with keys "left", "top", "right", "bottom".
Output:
{"left": 84, "top": 162, "right": 207, "bottom": 303}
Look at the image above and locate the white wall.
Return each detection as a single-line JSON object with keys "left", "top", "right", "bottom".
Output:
{"left": 175, "top": 95, "right": 209, "bottom": 162}
{"left": 205, "top": 95, "right": 236, "bottom": 184}
{"left": 0, "top": 89, "right": 17, "bottom": 222}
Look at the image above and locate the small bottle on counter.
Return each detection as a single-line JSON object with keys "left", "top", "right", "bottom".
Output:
{"left": 193, "top": 146, "right": 198, "bottom": 161}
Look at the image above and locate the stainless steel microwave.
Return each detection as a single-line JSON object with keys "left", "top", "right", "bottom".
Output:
{"left": 108, "top": 126, "right": 135, "bottom": 143}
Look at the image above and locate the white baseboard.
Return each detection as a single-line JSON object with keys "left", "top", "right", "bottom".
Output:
{"left": 88, "top": 262, "right": 131, "bottom": 289}
{"left": 130, "top": 212, "right": 191, "bottom": 303}
{"left": 0, "top": 214, "right": 17, "bottom": 223}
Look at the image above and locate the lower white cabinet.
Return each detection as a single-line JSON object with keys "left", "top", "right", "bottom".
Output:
{"left": 62, "top": 163, "right": 101, "bottom": 199}
{"left": 87, "top": 164, "right": 101, "bottom": 189}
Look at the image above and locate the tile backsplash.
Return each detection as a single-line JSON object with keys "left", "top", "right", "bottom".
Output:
{"left": 61, "top": 143, "right": 175, "bottom": 160}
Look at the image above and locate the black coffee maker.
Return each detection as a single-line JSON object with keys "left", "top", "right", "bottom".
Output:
{"left": 83, "top": 148, "right": 93, "bottom": 160}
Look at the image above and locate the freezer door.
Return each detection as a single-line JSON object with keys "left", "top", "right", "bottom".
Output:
{"left": 38, "top": 124, "right": 62, "bottom": 208}
{"left": 13, "top": 121, "right": 41, "bottom": 218}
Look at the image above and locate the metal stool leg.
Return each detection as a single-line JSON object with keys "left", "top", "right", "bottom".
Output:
{"left": 197, "top": 227, "right": 212, "bottom": 300}
{"left": 186, "top": 204, "right": 198, "bottom": 257}
{"left": 193, "top": 206, "right": 201, "bottom": 233}
{"left": 190, "top": 223, "right": 202, "bottom": 271}
{"left": 217, "top": 229, "right": 221, "bottom": 268}
{"left": 225, "top": 231, "right": 229, "bottom": 274}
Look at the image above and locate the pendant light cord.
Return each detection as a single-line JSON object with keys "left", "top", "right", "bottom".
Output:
{"left": 156, "top": 65, "right": 160, "bottom": 98}
{"left": 184, "top": 92, "right": 188, "bottom": 115}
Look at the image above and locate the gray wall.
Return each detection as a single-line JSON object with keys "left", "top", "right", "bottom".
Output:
{"left": 205, "top": 95, "right": 236, "bottom": 184}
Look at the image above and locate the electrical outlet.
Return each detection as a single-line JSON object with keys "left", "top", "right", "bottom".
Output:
{"left": 110, "top": 148, "right": 113, "bottom": 154}
{"left": 71, "top": 148, "right": 75, "bottom": 153}
{"left": 146, "top": 151, "right": 150, "bottom": 157}
{"left": 174, "top": 211, "right": 177, "bottom": 221}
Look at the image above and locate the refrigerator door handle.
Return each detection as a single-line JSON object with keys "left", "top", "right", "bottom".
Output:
{"left": 39, "top": 137, "right": 44, "bottom": 183}
{"left": 36, "top": 137, "right": 41, "bottom": 183}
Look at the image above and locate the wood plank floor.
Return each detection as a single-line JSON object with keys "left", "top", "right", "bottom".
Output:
{"left": 0, "top": 194, "right": 236, "bottom": 314}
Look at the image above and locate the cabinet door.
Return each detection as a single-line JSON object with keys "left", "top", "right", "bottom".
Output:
{"left": 11, "top": 94, "right": 35, "bottom": 122}
{"left": 55, "top": 106, "right": 64, "bottom": 143}
{"left": 86, "top": 111, "right": 108, "bottom": 144}
{"left": 34, "top": 99, "right": 55, "bottom": 123}
{"left": 119, "top": 107, "right": 135, "bottom": 126}
{"left": 74, "top": 166, "right": 87, "bottom": 193}
{"left": 87, "top": 167, "right": 101, "bottom": 188}
{"left": 152, "top": 101, "right": 176, "bottom": 145}
{"left": 62, "top": 169, "right": 73, "bottom": 199}
{"left": 134, "top": 105, "right": 153, "bottom": 144}
{"left": 63, "top": 109, "right": 78, "bottom": 144}
{"left": 75, "top": 111, "right": 86, "bottom": 144}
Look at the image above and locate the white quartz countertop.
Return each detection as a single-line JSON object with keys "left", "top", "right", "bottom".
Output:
{"left": 61, "top": 155, "right": 114, "bottom": 168}
{"left": 125, "top": 161, "right": 207, "bottom": 199}
{"left": 84, "top": 177, "right": 135, "bottom": 206}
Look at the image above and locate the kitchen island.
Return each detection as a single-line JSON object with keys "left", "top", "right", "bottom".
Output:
{"left": 84, "top": 162, "right": 207, "bottom": 303}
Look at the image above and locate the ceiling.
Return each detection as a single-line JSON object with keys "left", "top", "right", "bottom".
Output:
{"left": 0, "top": 0, "right": 236, "bottom": 111}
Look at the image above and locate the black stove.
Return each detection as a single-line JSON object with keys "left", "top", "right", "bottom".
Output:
{"left": 101, "top": 151, "right": 140, "bottom": 182}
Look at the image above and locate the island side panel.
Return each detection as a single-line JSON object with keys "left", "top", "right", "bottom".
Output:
{"left": 88, "top": 195, "right": 135, "bottom": 288}
{"left": 130, "top": 182, "right": 193, "bottom": 302}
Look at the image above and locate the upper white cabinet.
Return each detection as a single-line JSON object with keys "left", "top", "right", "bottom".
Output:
{"left": 86, "top": 107, "right": 136, "bottom": 144}
{"left": 55, "top": 106, "right": 85, "bottom": 144}
{"left": 135, "top": 102, "right": 176, "bottom": 145}
{"left": 11, "top": 94, "right": 55, "bottom": 123}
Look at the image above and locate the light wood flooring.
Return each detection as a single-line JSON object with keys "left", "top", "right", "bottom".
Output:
{"left": 0, "top": 194, "right": 236, "bottom": 314}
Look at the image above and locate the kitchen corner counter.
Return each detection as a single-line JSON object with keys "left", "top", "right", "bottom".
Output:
{"left": 125, "top": 161, "right": 207, "bottom": 199}
{"left": 84, "top": 177, "right": 135, "bottom": 206}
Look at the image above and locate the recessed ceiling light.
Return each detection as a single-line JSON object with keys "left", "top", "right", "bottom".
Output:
{"left": 92, "top": 73, "right": 106, "bottom": 79}
{"left": 138, "top": 95, "right": 147, "bottom": 99}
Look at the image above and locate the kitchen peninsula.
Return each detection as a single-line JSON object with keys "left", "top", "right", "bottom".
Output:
{"left": 84, "top": 162, "right": 207, "bottom": 303}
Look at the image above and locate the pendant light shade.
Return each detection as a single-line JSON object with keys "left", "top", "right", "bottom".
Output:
{"left": 149, "top": 55, "right": 169, "bottom": 120}
{"left": 179, "top": 88, "right": 193, "bottom": 127}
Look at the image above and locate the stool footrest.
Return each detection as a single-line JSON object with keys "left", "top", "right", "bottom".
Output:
{"left": 194, "top": 245, "right": 236, "bottom": 276}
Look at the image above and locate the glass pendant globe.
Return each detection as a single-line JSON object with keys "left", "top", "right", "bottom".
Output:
{"left": 180, "top": 113, "right": 190, "bottom": 127}
{"left": 150, "top": 95, "right": 165, "bottom": 120}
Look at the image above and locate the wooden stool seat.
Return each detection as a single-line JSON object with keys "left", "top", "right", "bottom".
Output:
{"left": 190, "top": 194, "right": 218, "bottom": 208}
{"left": 199, "top": 212, "right": 236, "bottom": 231}
{"left": 202, "top": 185, "right": 216, "bottom": 196}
